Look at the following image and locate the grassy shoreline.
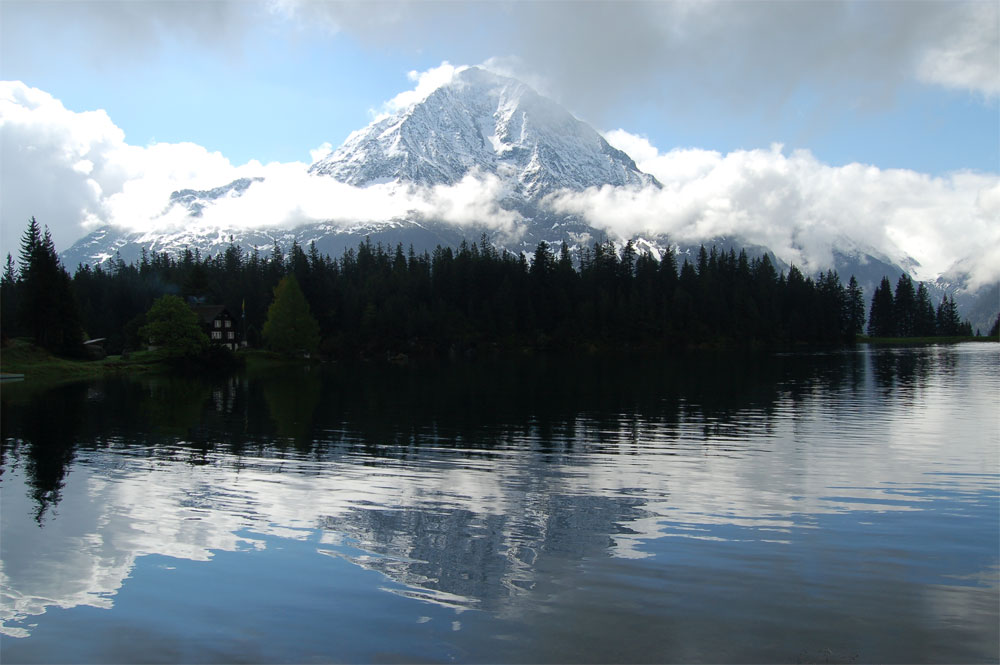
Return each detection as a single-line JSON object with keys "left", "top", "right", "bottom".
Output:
{"left": 3, "top": 336, "right": 996, "bottom": 386}
{"left": 0, "top": 340, "right": 314, "bottom": 387}
{"left": 0, "top": 339, "right": 168, "bottom": 383}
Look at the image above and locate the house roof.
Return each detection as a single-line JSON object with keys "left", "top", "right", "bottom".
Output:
{"left": 189, "top": 305, "right": 228, "bottom": 325}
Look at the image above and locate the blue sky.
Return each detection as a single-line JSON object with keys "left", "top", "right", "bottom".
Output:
{"left": 3, "top": 0, "right": 996, "bottom": 171}
{"left": 1, "top": 0, "right": 998, "bottom": 283}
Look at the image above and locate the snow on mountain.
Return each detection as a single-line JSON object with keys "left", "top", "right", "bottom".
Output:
{"left": 61, "top": 65, "right": 968, "bottom": 318}
{"left": 166, "top": 177, "right": 263, "bottom": 217}
{"left": 309, "top": 67, "right": 657, "bottom": 198}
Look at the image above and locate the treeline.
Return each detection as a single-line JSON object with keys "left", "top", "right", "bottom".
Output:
{"left": 867, "top": 274, "right": 973, "bottom": 338}
{"left": 3, "top": 219, "right": 881, "bottom": 356}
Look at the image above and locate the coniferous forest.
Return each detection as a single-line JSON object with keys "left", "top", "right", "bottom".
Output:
{"left": 1, "top": 218, "right": 985, "bottom": 360}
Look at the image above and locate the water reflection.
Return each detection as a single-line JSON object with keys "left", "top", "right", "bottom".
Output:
{"left": 1, "top": 345, "right": 997, "bottom": 662}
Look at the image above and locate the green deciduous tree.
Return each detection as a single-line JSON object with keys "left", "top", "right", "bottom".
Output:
{"left": 139, "top": 294, "right": 209, "bottom": 358}
{"left": 262, "top": 274, "right": 320, "bottom": 354}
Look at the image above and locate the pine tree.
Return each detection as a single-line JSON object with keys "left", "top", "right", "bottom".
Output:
{"left": 867, "top": 276, "right": 895, "bottom": 337}
{"left": 935, "top": 295, "right": 961, "bottom": 336}
{"left": 893, "top": 274, "right": 917, "bottom": 337}
{"left": 914, "top": 283, "right": 937, "bottom": 336}
{"left": 1, "top": 253, "right": 18, "bottom": 340}
{"left": 262, "top": 274, "right": 320, "bottom": 354}
{"left": 846, "top": 275, "right": 865, "bottom": 335}
{"left": 15, "top": 219, "right": 84, "bottom": 354}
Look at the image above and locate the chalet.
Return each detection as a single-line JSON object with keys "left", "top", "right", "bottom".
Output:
{"left": 190, "top": 304, "right": 242, "bottom": 350}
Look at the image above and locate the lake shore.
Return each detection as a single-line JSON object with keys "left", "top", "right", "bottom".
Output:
{"left": 2, "top": 336, "right": 996, "bottom": 386}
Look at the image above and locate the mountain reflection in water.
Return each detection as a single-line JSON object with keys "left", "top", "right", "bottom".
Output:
{"left": 1, "top": 345, "right": 997, "bottom": 664}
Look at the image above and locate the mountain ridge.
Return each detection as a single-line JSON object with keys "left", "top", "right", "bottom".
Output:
{"left": 59, "top": 67, "right": 995, "bottom": 323}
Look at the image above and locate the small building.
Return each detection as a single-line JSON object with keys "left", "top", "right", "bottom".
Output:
{"left": 83, "top": 337, "right": 107, "bottom": 360}
{"left": 190, "top": 305, "right": 242, "bottom": 350}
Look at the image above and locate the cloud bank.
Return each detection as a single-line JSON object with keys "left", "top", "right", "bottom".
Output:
{"left": 269, "top": 0, "right": 999, "bottom": 122}
{"left": 558, "top": 130, "right": 1000, "bottom": 289}
{"left": 2, "top": 76, "right": 997, "bottom": 290}
{"left": 0, "top": 81, "right": 523, "bottom": 259}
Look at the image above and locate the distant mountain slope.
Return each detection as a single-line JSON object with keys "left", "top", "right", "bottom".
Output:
{"left": 309, "top": 67, "right": 657, "bottom": 198}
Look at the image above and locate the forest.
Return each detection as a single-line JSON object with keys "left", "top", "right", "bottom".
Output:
{"left": 1, "top": 218, "right": 987, "bottom": 360}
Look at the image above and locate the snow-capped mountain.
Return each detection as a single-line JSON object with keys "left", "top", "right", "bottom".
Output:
{"left": 309, "top": 67, "right": 657, "bottom": 198}
{"left": 62, "top": 66, "right": 990, "bottom": 320}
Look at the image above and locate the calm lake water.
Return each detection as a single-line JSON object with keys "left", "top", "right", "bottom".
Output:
{"left": 1, "top": 344, "right": 998, "bottom": 664}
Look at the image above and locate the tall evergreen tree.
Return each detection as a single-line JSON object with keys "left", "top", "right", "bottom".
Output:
{"left": 846, "top": 275, "right": 865, "bottom": 335}
{"left": 893, "top": 274, "right": 917, "bottom": 337}
{"left": 935, "top": 295, "right": 961, "bottom": 336}
{"left": 914, "top": 283, "right": 937, "bottom": 336}
{"left": 1, "top": 253, "right": 18, "bottom": 340}
{"left": 16, "top": 219, "right": 84, "bottom": 354}
{"left": 868, "top": 277, "right": 895, "bottom": 337}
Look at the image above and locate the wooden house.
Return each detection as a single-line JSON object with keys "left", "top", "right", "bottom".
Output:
{"left": 190, "top": 305, "right": 242, "bottom": 350}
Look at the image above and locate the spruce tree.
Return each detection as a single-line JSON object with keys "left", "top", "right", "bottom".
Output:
{"left": 867, "top": 276, "right": 895, "bottom": 337}
{"left": 846, "top": 275, "right": 865, "bottom": 335}
{"left": 15, "top": 219, "right": 84, "bottom": 354}
{"left": 1, "top": 253, "right": 18, "bottom": 340}
{"left": 935, "top": 295, "right": 961, "bottom": 336}
{"left": 893, "top": 274, "right": 917, "bottom": 337}
{"left": 914, "top": 283, "right": 937, "bottom": 336}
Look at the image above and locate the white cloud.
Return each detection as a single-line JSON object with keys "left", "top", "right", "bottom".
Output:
{"left": 3, "top": 80, "right": 995, "bottom": 290}
{"left": 554, "top": 130, "right": 1000, "bottom": 287}
{"left": 0, "top": 81, "right": 523, "bottom": 262}
{"left": 917, "top": 1, "right": 1000, "bottom": 98}
{"left": 378, "top": 62, "right": 468, "bottom": 118}
{"left": 268, "top": 0, "right": 1000, "bottom": 124}
{"left": 0, "top": 81, "right": 260, "bottom": 257}
{"left": 187, "top": 166, "right": 522, "bottom": 238}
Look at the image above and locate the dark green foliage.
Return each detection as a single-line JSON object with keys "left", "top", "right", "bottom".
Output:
{"left": 846, "top": 276, "right": 865, "bottom": 335}
{"left": 893, "top": 274, "right": 917, "bottom": 337}
{"left": 868, "top": 277, "right": 895, "bottom": 337}
{"left": 914, "top": 283, "right": 937, "bottom": 337}
{"left": 13, "top": 218, "right": 84, "bottom": 355}
{"left": 17, "top": 219, "right": 943, "bottom": 356}
{"left": 935, "top": 295, "right": 962, "bottom": 336}
{"left": 139, "top": 294, "right": 209, "bottom": 358}
{"left": 1, "top": 253, "right": 18, "bottom": 341}
{"left": 263, "top": 275, "right": 320, "bottom": 354}
{"left": 989, "top": 314, "right": 999, "bottom": 339}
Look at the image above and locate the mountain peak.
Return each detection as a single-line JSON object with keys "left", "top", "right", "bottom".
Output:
{"left": 309, "top": 67, "right": 657, "bottom": 199}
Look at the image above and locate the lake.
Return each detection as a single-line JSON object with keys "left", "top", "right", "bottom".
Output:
{"left": 1, "top": 344, "right": 998, "bottom": 663}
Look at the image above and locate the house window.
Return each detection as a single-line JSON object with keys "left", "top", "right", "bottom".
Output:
{"left": 225, "top": 320, "right": 232, "bottom": 328}
{"left": 214, "top": 320, "right": 222, "bottom": 328}
{"left": 227, "top": 332, "right": 234, "bottom": 339}
{"left": 212, "top": 331, "right": 222, "bottom": 340}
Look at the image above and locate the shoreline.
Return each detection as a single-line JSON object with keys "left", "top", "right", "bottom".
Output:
{"left": 2, "top": 336, "right": 996, "bottom": 387}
